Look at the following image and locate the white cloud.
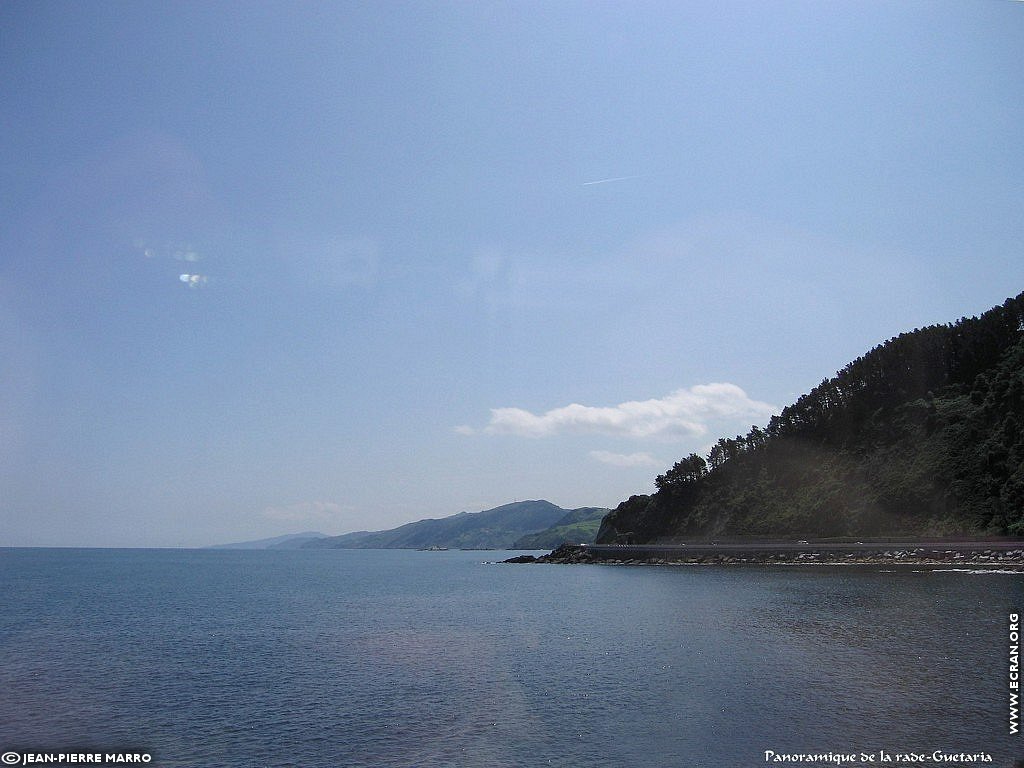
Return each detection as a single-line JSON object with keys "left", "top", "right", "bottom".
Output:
{"left": 262, "top": 500, "right": 351, "bottom": 523}
{"left": 589, "top": 450, "right": 661, "bottom": 468}
{"left": 468, "top": 384, "right": 777, "bottom": 440}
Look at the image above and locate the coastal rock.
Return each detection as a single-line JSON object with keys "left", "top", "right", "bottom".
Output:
{"left": 507, "top": 542, "right": 1024, "bottom": 568}
{"left": 504, "top": 554, "right": 538, "bottom": 563}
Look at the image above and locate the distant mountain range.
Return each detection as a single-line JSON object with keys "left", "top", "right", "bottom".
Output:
{"left": 208, "top": 531, "right": 328, "bottom": 550}
{"left": 303, "top": 500, "right": 610, "bottom": 550}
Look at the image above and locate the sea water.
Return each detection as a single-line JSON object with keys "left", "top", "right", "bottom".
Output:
{"left": 0, "top": 548, "right": 1021, "bottom": 767}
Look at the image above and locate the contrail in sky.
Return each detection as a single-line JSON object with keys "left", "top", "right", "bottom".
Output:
{"left": 581, "top": 174, "right": 646, "bottom": 186}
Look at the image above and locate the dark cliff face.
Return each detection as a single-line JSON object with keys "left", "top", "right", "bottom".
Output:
{"left": 595, "top": 495, "right": 652, "bottom": 544}
{"left": 597, "top": 292, "right": 1024, "bottom": 544}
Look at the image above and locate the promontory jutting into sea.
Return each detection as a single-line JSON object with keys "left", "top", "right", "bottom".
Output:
{"left": 274, "top": 293, "right": 1024, "bottom": 568}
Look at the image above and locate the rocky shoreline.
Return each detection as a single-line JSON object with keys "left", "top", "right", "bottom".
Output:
{"left": 505, "top": 543, "right": 1024, "bottom": 568}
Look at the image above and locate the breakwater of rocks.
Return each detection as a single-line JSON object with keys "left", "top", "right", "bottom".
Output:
{"left": 505, "top": 543, "right": 1024, "bottom": 567}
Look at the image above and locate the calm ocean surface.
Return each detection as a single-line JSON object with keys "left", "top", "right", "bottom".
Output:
{"left": 0, "top": 548, "right": 1021, "bottom": 767}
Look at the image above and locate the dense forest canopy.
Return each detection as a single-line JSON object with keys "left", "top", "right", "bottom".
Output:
{"left": 597, "top": 292, "right": 1024, "bottom": 543}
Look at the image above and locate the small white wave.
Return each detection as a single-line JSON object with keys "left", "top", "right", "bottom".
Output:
{"left": 931, "top": 568, "right": 1024, "bottom": 575}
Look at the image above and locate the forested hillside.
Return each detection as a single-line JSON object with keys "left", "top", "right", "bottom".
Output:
{"left": 511, "top": 507, "right": 608, "bottom": 549}
{"left": 597, "top": 293, "right": 1024, "bottom": 542}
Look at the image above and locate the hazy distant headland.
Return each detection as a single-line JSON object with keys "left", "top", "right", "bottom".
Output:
{"left": 594, "top": 291, "right": 1024, "bottom": 545}
{"left": 300, "top": 500, "right": 609, "bottom": 551}
{"left": 208, "top": 532, "right": 329, "bottom": 550}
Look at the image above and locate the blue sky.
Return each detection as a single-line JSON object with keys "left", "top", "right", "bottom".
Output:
{"left": 2, "top": 1, "right": 1022, "bottom": 546}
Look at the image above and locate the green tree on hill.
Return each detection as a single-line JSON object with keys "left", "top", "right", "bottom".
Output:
{"left": 598, "top": 291, "right": 1024, "bottom": 543}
